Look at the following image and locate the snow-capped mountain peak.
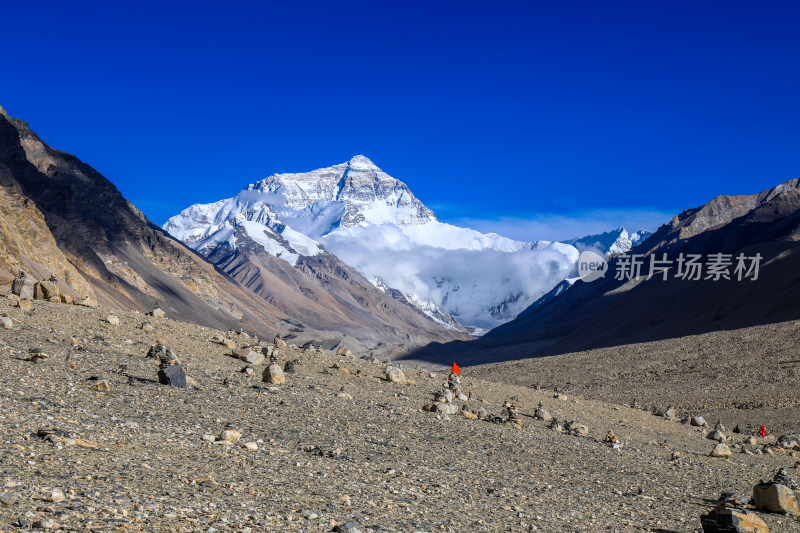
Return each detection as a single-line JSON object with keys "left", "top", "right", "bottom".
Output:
{"left": 165, "top": 157, "right": 581, "bottom": 331}
{"left": 562, "top": 226, "right": 651, "bottom": 257}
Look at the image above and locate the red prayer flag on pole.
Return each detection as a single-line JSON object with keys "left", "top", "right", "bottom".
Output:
{"left": 451, "top": 362, "right": 460, "bottom": 376}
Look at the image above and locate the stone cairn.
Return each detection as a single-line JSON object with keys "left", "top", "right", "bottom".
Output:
{"left": 502, "top": 401, "right": 522, "bottom": 428}
{"left": 263, "top": 335, "right": 286, "bottom": 385}
{"left": 147, "top": 342, "right": 186, "bottom": 388}
{"left": 700, "top": 490, "right": 769, "bottom": 533}
{"left": 422, "top": 369, "right": 461, "bottom": 415}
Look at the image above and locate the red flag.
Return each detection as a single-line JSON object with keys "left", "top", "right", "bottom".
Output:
{"left": 451, "top": 362, "right": 460, "bottom": 376}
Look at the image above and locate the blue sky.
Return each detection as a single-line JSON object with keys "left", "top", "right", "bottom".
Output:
{"left": 1, "top": 1, "right": 798, "bottom": 240}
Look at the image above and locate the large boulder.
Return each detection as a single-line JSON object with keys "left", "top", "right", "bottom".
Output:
{"left": 753, "top": 468, "right": 800, "bottom": 515}
{"left": 33, "top": 280, "right": 59, "bottom": 300}
{"left": 158, "top": 364, "right": 186, "bottom": 388}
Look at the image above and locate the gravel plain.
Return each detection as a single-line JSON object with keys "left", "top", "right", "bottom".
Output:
{"left": 1, "top": 299, "right": 799, "bottom": 532}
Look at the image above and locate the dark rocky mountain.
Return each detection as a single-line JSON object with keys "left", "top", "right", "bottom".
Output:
{"left": 0, "top": 106, "right": 468, "bottom": 348}
{"left": 402, "top": 178, "right": 800, "bottom": 366}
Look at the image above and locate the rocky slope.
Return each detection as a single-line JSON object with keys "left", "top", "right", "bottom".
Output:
{"left": 0, "top": 108, "right": 466, "bottom": 350}
{"left": 1, "top": 298, "right": 800, "bottom": 532}
{"left": 401, "top": 178, "right": 800, "bottom": 366}
{"left": 165, "top": 156, "right": 579, "bottom": 331}
{"left": 0, "top": 107, "right": 297, "bottom": 336}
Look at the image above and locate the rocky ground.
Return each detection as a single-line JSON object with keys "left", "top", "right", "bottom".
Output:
{"left": 467, "top": 320, "right": 800, "bottom": 437}
{"left": 1, "top": 299, "right": 800, "bottom": 532}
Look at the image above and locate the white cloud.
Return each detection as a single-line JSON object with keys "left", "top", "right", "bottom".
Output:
{"left": 322, "top": 224, "right": 578, "bottom": 330}
{"left": 447, "top": 208, "right": 676, "bottom": 242}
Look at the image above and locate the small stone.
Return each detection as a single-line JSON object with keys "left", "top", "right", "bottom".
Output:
{"left": 654, "top": 406, "right": 676, "bottom": 419}
{"left": 106, "top": 314, "right": 120, "bottom": 326}
{"left": 384, "top": 365, "right": 407, "bottom": 384}
{"left": 691, "top": 415, "right": 708, "bottom": 427}
{"left": 0, "top": 492, "right": 19, "bottom": 505}
{"left": 336, "top": 346, "right": 354, "bottom": 358}
{"left": 243, "top": 366, "right": 254, "bottom": 376}
{"left": 202, "top": 434, "right": 216, "bottom": 442}
{"left": 92, "top": 380, "right": 111, "bottom": 392}
{"left": 16, "top": 299, "right": 33, "bottom": 312}
{"left": 263, "top": 363, "right": 286, "bottom": 385}
{"left": 47, "top": 489, "right": 65, "bottom": 503}
{"left": 0, "top": 315, "right": 12, "bottom": 329}
{"left": 333, "top": 522, "right": 362, "bottom": 533}
{"left": 710, "top": 443, "right": 732, "bottom": 458}
{"left": 149, "top": 307, "right": 166, "bottom": 319}
{"left": 219, "top": 429, "right": 242, "bottom": 445}
{"left": 141, "top": 322, "right": 154, "bottom": 332}
{"left": 242, "top": 442, "right": 258, "bottom": 452}
{"left": 604, "top": 430, "right": 619, "bottom": 444}
{"left": 32, "top": 518, "right": 58, "bottom": 530}
{"left": 461, "top": 410, "right": 478, "bottom": 419}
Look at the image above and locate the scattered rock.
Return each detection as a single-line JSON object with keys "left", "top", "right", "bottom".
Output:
{"left": 106, "top": 314, "right": 120, "bottom": 326}
{"left": 74, "top": 296, "right": 94, "bottom": 307}
{"left": 0, "top": 492, "right": 19, "bottom": 505}
{"left": 149, "top": 307, "right": 166, "bottom": 318}
{"left": 46, "top": 489, "right": 65, "bottom": 503}
{"left": 336, "top": 346, "right": 353, "bottom": 358}
{"left": 263, "top": 363, "right": 286, "bottom": 385}
{"left": 31, "top": 518, "right": 58, "bottom": 530}
{"left": 0, "top": 315, "right": 11, "bottom": 329}
{"left": 91, "top": 380, "right": 111, "bottom": 392}
{"left": 158, "top": 364, "right": 187, "bottom": 388}
{"left": 384, "top": 365, "right": 407, "bottom": 384}
{"left": 242, "top": 441, "right": 258, "bottom": 452}
{"left": 777, "top": 434, "right": 800, "bottom": 450}
{"left": 691, "top": 415, "right": 708, "bottom": 427}
{"left": 219, "top": 429, "right": 242, "bottom": 445}
{"left": 332, "top": 521, "right": 362, "bottom": 532}
{"left": 28, "top": 348, "right": 49, "bottom": 362}
{"left": 710, "top": 443, "right": 732, "bottom": 458}
{"left": 423, "top": 403, "right": 458, "bottom": 415}
{"left": 654, "top": 406, "right": 676, "bottom": 419}
{"left": 604, "top": 430, "right": 620, "bottom": 444}
{"left": 707, "top": 429, "right": 727, "bottom": 442}
{"left": 461, "top": 410, "right": 478, "bottom": 419}
{"left": 16, "top": 299, "right": 33, "bottom": 312}
{"left": 235, "top": 347, "right": 265, "bottom": 366}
